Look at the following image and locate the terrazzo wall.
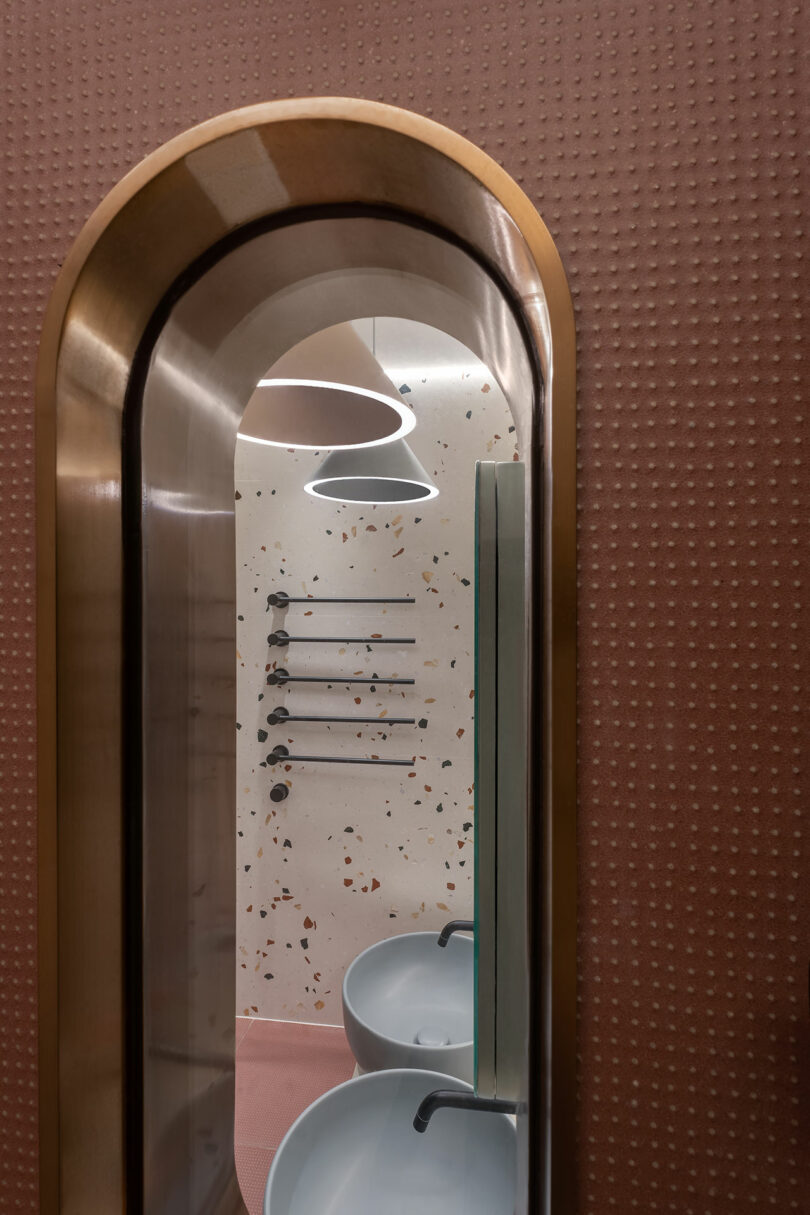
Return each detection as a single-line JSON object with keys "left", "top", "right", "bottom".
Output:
{"left": 235, "top": 319, "right": 517, "bottom": 1022}
{"left": 2, "top": 2, "right": 808, "bottom": 1211}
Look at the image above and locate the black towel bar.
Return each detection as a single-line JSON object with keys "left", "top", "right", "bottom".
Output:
{"left": 267, "top": 706, "right": 415, "bottom": 726}
{"left": 268, "top": 592, "right": 415, "bottom": 607}
{"left": 268, "top": 630, "right": 415, "bottom": 646}
{"left": 266, "top": 745, "right": 414, "bottom": 768}
{"left": 266, "top": 668, "right": 414, "bottom": 687}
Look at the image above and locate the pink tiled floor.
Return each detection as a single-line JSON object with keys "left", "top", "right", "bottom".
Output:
{"left": 234, "top": 1017, "right": 356, "bottom": 1214}
{"left": 236, "top": 1144, "right": 277, "bottom": 1215}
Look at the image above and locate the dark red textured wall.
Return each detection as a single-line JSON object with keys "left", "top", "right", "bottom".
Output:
{"left": 1, "top": 2, "right": 807, "bottom": 1211}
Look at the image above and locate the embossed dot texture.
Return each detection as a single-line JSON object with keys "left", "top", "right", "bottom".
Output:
{"left": 0, "top": 2, "right": 807, "bottom": 1212}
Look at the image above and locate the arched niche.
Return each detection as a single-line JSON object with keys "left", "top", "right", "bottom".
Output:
{"left": 36, "top": 99, "right": 576, "bottom": 1215}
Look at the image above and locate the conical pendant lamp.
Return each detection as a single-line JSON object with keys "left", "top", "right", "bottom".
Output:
{"left": 238, "top": 323, "right": 415, "bottom": 451}
{"left": 304, "top": 439, "right": 439, "bottom": 504}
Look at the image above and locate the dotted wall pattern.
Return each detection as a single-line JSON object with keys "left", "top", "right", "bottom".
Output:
{"left": 0, "top": 2, "right": 806, "bottom": 1211}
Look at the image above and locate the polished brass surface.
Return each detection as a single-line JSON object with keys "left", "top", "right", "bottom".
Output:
{"left": 37, "top": 98, "right": 576, "bottom": 1214}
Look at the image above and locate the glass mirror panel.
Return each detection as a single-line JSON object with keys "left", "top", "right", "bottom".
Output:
{"left": 233, "top": 318, "right": 521, "bottom": 1213}
{"left": 138, "top": 212, "right": 539, "bottom": 1215}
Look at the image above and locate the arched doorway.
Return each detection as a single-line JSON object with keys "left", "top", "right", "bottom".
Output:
{"left": 36, "top": 99, "right": 576, "bottom": 1214}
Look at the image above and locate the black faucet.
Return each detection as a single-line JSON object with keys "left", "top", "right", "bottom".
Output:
{"left": 413, "top": 1089, "right": 520, "bottom": 1132}
{"left": 436, "top": 919, "right": 475, "bottom": 948}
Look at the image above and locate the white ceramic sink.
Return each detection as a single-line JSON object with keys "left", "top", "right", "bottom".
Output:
{"left": 262, "top": 1068, "right": 516, "bottom": 1215}
{"left": 342, "top": 930, "right": 474, "bottom": 1082}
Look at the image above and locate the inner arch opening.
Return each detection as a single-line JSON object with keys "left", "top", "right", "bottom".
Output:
{"left": 136, "top": 212, "right": 539, "bottom": 1213}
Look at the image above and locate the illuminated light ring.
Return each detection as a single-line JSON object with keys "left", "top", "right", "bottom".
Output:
{"left": 237, "top": 377, "right": 416, "bottom": 450}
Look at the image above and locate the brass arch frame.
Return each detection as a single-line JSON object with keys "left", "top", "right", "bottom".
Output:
{"left": 36, "top": 99, "right": 576, "bottom": 1214}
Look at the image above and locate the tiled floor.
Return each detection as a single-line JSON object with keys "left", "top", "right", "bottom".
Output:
{"left": 234, "top": 1016, "right": 356, "bottom": 1214}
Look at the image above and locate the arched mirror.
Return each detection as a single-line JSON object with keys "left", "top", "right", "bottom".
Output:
{"left": 232, "top": 316, "right": 524, "bottom": 1211}
{"left": 36, "top": 100, "right": 576, "bottom": 1215}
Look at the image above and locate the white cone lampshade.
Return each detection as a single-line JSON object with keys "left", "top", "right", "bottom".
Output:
{"left": 304, "top": 439, "right": 439, "bottom": 504}
{"left": 239, "top": 323, "right": 415, "bottom": 451}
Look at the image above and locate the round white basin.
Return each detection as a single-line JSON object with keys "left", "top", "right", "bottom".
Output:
{"left": 342, "top": 931, "right": 474, "bottom": 1082}
{"left": 263, "top": 1068, "right": 516, "bottom": 1215}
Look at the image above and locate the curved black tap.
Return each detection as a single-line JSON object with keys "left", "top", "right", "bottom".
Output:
{"left": 436, "top": 919, "right": 475, "bottom": 948}
{"left": 413, "top": 1089, "right": 520, "bottom": 1133}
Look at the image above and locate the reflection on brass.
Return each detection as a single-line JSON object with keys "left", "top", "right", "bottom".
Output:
{"left": 37, "top": 98, "right": 575, "bottom": 1214}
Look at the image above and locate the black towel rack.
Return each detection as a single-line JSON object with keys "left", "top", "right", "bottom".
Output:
{"left": 268, "top": 592, "right": 415, "bottom": 607}
{"left": 267, "top": 706, "right": 415, "bottom": 726}
{"left": 268, "top": 630, "right": 415, "bottom": 647}
{"left": 267, "top": 668, "right": 414, "bottom": 687}
{"left": 267, "top": 745, "right": 414, "bottom": 768}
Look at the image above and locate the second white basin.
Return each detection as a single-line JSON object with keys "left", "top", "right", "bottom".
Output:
{"left": 342, "top": 930, "right": 474, "bottom": 1082}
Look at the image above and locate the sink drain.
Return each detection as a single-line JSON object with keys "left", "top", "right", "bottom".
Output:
{"left": 414, "top": 1025, "right": 452, "bottom": 1047}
